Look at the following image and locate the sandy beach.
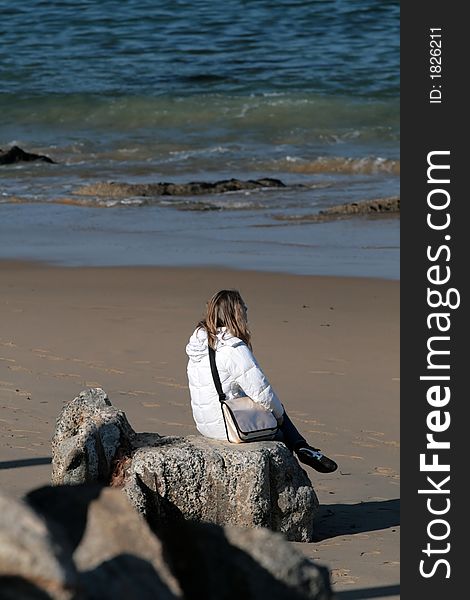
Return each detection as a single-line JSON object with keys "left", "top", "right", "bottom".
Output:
{"left": 0, "top": 261, "right": 399, "bottom": 598}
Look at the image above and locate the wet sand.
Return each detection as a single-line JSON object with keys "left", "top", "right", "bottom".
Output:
{"left": 0, "top": 261, "right": 399, "bottom": 598}
{"left": 0, "top": 202, "right": 400, "bottom": 280}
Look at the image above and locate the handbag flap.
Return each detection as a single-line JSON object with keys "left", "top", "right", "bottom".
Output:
{"left": 223, "top": 397, "right": 278, "bottom": 434}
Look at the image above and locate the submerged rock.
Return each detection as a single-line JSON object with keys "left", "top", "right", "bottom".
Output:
{"left": 51, "top": 388, "right": 318, "bottom": 542}
{"left": 319, "top": 196, "right": 400, "bottom": 216}
{"left": 0, "top": 145, "right": 56, "bottom": 165}
{"left": 75, "top": 177, "right": 286, "bottom": 198}
{"left": 274, "top": 196, "right": 400, "bottom": 223}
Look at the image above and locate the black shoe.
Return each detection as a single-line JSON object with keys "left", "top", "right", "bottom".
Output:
{"left": 295, "top": 446, "right": 338, "bottom": 473}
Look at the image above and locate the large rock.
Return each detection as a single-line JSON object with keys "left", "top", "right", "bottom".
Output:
{"left": 20, "top": 484, "right": 332, "bottom": 600}
{"left": 125, "top": 435, "right": 318, "bottom": 542}
{"left": 51, "top": 388, "right": 318, "bottom": 542}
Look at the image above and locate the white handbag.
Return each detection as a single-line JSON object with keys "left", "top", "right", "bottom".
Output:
{"left": 208, "top": 346, "right": 279, "bottom": 443}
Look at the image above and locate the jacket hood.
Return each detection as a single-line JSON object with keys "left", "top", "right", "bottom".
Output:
{"left": 186, "top": 327, "right": 239, "bottom": 362}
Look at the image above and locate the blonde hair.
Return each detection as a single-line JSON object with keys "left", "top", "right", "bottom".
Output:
{"left": 198, "top": 289, "right": 252, "bottom": 349}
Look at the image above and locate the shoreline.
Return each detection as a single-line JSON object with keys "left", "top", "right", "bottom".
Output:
{"left": 0, "top": 258, "right": 399, "bottom": 282}
{"left": 0, "top": 198, "right": 400, "bottom": 280}
{"left": 0, "top": 261, "right": 399, "bottom": 598}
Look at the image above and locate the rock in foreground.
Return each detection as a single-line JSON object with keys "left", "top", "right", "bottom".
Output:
{"left": 0, "top": 490, "right": 78, "bottom": 599}
{"left": 0, "top": 484, "right": 333, "bottom": 599}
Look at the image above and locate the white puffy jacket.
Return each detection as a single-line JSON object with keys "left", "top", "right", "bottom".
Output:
{"left": 186, "top": 327, "right": 284, "bottom": 440}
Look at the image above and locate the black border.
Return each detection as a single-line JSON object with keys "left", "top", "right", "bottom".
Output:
{"left": 401, "top": 3, "right": 465, "bottom": 596}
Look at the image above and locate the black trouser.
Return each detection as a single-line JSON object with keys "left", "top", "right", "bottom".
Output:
{"left": 275, "top": 411, "right": 307, "bottom": 452}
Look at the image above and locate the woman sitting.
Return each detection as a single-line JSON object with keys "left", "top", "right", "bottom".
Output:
{"left": 186, "top": 289, "right": 337, "bottom": 473}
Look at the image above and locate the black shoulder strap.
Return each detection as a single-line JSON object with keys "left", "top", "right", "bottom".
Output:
{"left": 208, "top": 346, "right": 226, "bottom": 403}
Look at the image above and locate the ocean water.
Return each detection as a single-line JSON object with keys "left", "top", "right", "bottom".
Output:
{"left": 0, "top": 0, "right": 399, "bottom": 278}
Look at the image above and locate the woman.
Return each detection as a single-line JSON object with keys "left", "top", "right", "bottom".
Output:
{"left": 186, "top": 289, "right": 337, "bottom": 473}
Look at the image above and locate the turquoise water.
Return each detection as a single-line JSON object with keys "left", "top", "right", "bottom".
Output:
{"left": 0, "top": 0, "right": 399, "bottom": 277}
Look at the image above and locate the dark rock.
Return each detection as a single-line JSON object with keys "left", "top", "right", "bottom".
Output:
{"left": 0, "top": 145, "right": 56, "bottom": 165}
{"left": 21, "top": 484, "right": 332, "bottom": 599}
{"left": 154, "top": 516, "right": 333, "bottom": 600}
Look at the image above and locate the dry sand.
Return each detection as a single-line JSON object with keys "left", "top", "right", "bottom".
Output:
{"left": 0, "top": 261, "right": 399, "bottom": 599}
